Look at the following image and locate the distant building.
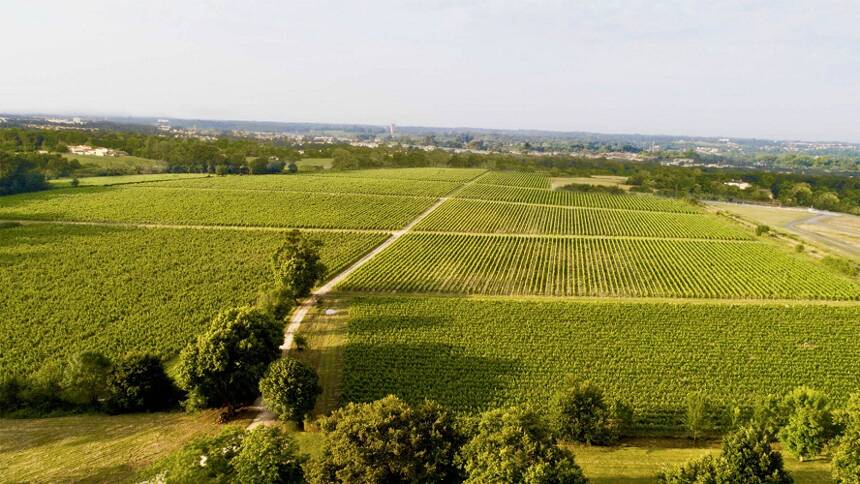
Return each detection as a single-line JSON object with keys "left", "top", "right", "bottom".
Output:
{"left": 389, "top": 123, "right": 396, "bottom": 136}
{"left": 724, "top": 180, "right": 752, "bottom": 190}
{"left": 68, "top": 145, "right": 127, "bottom": 157}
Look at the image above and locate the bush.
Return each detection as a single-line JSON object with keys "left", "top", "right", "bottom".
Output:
{"left": 659, "top": 426, "right": 792, "bottom": 483}
{"left": 232, "top": 426, "right": 306, "bottom": 483}
{"left": 104, "top": 353, "right": 177, "bottom": 413}
{"left": 271, "top": 231, "right": 326, "bottom": 300}
{"left": 457, "top": 406, "right": 586, "bottom": 484}
{"left": 146, "top": 427, "right": 245, "bottom": 482}
{"left": 553, "top": 380, "right": 630, "bottom": 445}
{"left": 259, "top": 358, "right": 321, "bottom": 426}
{"left": 832, "top": 424, "right": 860, "bottom": 483}
{"left": 777, "top": 387, "right": 834, "bottom": 461}
{"left": 756, "top": 224, "right": 770, "bottom": 236}
{"left": 685, "top": 391, "right": 712, "bottom": 441}
{"left": 178, "top": 306, "right": 283, "bottom": 412}
{"left": 308, "top": 395, "right": 464, "bottom": 483}
{"left": 60, "top": 351, "right": 112, "bottom": 407}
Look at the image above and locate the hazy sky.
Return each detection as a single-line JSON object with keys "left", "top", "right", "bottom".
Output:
{"left": 2, "top": 0, "right": 859, "bottom": 141}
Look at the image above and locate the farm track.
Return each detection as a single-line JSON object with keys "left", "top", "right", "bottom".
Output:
{"left": 248, "top": 172, "right": 489, "bottom": 428}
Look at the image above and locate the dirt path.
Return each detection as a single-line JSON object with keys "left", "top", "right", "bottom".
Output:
{"left": 248, "top": 173, "right": 487, "bottom": 428}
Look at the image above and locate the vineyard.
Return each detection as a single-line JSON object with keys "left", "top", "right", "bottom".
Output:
{"left": 475, "top": 171, "right": 550, "bottom": 188}
{"left": 456, "top": 183, "right": 700, "bottom": 213}
{"left": 0, "top": 186, "right": 435, "bottom": 229}
{"left": 50, "top": 174, "right": 208, "bottom": 187}
{"left": 147, "top": 173, "right": 460, "bottom": 197}
{"left": 0, "top": 223, "right": 386, "bottom": 376}
{"left": 338, "top": 233, "right": 860, "bottom": 299}
{"left": 415, "top": 199, "right": 749, "bottom": 239}
{"left": 340, "top": 296, "right": 860, "bottom": 431}
{"left": 316, "top": 167, "right": 487, "bottom": 182}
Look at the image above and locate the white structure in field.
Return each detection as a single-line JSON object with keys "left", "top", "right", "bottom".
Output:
{"left": 68, "top": 145, "right": 127, "bottom": 157}
{"left": 724, "top": 180, "right": 752, "bottom": 190}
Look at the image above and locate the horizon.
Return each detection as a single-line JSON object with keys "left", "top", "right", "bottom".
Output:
{"left": 2, "top": 0, "right": 859, "bottom": 143}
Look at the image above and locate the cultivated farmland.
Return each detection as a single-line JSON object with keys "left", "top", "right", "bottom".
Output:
{"left": 416, "top": 199, "right": 749, "bottom": 239}
{"left": 316, "top": 167, "right": 487, "bottom": 182}
{"left": 340, "top": 296, "right": 860, "bottom": 431}
{"left": 0, "top": 223, "right": 386, "bottom": 376}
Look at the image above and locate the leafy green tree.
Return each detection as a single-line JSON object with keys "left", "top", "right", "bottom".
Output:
{"left": 287, "top": 162, "right": 298, "bottom": 173}
{"left": 259, "top": 358, "right": 321, "bottom": 427}
{"left": 553, "top": 379, "right": 630, "bottom": 445}
{"left": 752, "top": 394, "right": 784, "bottom": 439}
{"left": 756, "top": 224, "right": 770, "bottom": 236}
{"left": 146, "top": 427, "right": 245, "bottom": 483}
{"left": 832, "top": 396, "right": 860, "bottom": 484}
{"left": 178, "top": 306, "right": 283, "bottom": 412}
{"left": 60, "top": 351, "right": 112, "bottom": 407}
{"left": 232, "top": 425, "right": 307, "bottom": 484}
{"left": 685, "top": 391, "right": 711, "bottom": 441}
{"left": 778, "top": 387, "right": 834, "bottom": 461}
{"left": 457, "top": 406, "right": 586, "bottom": 484}
{"left": 308, "top": 395, "right": 464, "bottom": 483}
{"left": 271, "top": 231, "right": 326, "bottom": 300}
{"left": 104, "top": 352, "right": 177, "bottom": 413}
{"left": 659, "top": 426, "right": 792, "bottom": 483}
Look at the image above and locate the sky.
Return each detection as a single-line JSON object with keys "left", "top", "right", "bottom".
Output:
{"left": 2, "top": 0, "right": 859, "bottom": 142}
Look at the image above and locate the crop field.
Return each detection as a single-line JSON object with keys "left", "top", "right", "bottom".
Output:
{"left": 0, "top": 223, "right": 386, "bottom": 376}
{"left": 146, "top": 173, "right": 459, "bottom": 197}
{"left": 475, "top": 171, "right": 550, "bottom": 188}
{"left": 61, "top": 153, "right": 168, "bottom": 172}
{"left": 340, "top": 296, "right": 860, "bottom": 431}
{"left": 339, "top": 233, "right": 860, "bottom": 299}
{"left": 415, "top": 199, "right": 750, "bottom": 239}
{"left": 317, "top": 167, "right": 486, "bottom": 182}
{"left": 456, "top": 183, "right": 698, "bottom": 213}
{"left": 0, "top": 186, "right": 435, "bottom": 229}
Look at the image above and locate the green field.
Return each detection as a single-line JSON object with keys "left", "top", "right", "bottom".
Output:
{"left": 49, "top": 173, "right": 208, "bottom": 187}
{"left": 296, "top": 157, "right": 334, "bottom": 170}
{"left": 62, "top": 153, "right": 167, "bottom": 172}
{"left": 147, "top": 173, "right": 459, "bottom": 197}
{"left": 318, "top": 167, "right": 486, "bottom": 182}
{"left": 340, "top": 296, "right": 860, "bottom": 431}
{"left": 457, "top": 183, "right": 698, "bottom": 213}
{"left": 416, "top": 199, "right": 749, "bottom": 239}
{"left": 0, "top": 186, "right": 434, "bottom": 229}
{"left": 476, "top": 171, "right": 551, "bottom": 188}
{"left": 339, "top": 233, "right": 860, "bottom": 299}
{"left": 0, "top": 224, "right": 386, "bottom": 375}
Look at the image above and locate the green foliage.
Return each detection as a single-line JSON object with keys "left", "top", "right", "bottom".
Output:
{"left": 822, "top": 256, "right": 860, "bottom": 278}
{"left": 271, "top": 230, "right": 327, "bottom": 299}
{"left": 552, "top": 379, "right": 630, "bottom": 445}
{"left": 177, "top": 307, "right": 283, "bottom": 410}
{"left": 232, "top": 426, "right": 306, "bottom": 484}
{"left": 457, "top": 406, "right": 586, "bottom": 484}
{"left": 341, "top": 233, "right": 860, "bottom": 300}
{"left": 308, "top": 395, "right": 464, "bottom": 483}
{"left": 104, "top": 352, "right": 177, "bottom": 414}
{"left": 685, "top": 392, "right": 711, "bottom": 441}
{"left": 659, "top": 426, "right": 792, "bottom": 483}
{"left": 756, "top": 224, "right": 770, "bottom": 236}
{"left": 832, "top": 401, "right": 860, "bottom": 484}
{"left": 287, "top": 162, "right": 298, "bottom": 174}
{"left": 0, "top": 224, "right": 384, "bottom": 377}
{"left": 777, "top": 387, "right": 834, "bottom": 460}
{"left": 60, "top": 351, "right": 112, "bottom": 407}
{"left": 259, "top": 358, "right": 322, "bottom": 424}
{"left": 752, "top": 394, "right": 784, "bottom": 439}
{"left": 341, "top": 297, "right": 860, "bottom": 432}
{"left": 0, "top": 151, "right": 49, "bottom": 195}
{"left": 148, "top": 427, "right": 246, "bottom": 483}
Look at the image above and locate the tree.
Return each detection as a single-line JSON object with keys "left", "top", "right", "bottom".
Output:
{"left": 308, "top": 395, "right": 464, "bottom": 483}
{"left": 659, "top": 426, "right": 792, "bottom": 483}
{"left": 777, "top": 387, "right": 834, "bottom": 461}
{"left": 232, "top": 425, "right": 307, "bottom": 484}
{"left": 287, "top": 162, "right": 298, "bottom": 174}
{"left": 259, "top": 358, "right": 321, "bottom": 427}
{"left": 60, "top": 351, "right": 112, "bottom": 407}
{"left": 457, "top": 406, "right": 586, "bottom": 484}
{"left": 271, "top": 231, "right": 326, "bottom": 300}
{"left": 177, "top": 306, "right": 283, "bottom": 412}
{"left": 756, "top": 224, "right": 770, "bottom": 236}
{"left": 147, "top": 427, "right": 245, "bottom": 483}
{"left": 553, "top": 380, "right": 630, "bottom": 445}
{"left": 104, "top": 352, "right": 177, "bottom": 413}
{"left": 832, "top": 395, "right": 860, "bottom": 483}
{"left": 685, "top": 391, "right": 711, "bottom": 441}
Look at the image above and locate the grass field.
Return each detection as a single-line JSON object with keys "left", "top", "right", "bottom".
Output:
{"left": 0, "top": 410, "right": 248, "bottom": 483}
{"left": 62, "top": 153, "right": 167, "bottom": 172}
{"left": 146, "top": 173, "right": 459, "bottom": 197}
{"left": 550, "top": 175, "right": 631, "bottom": 190}
{"left": 476, "top": 171, "right": 551, "bottom": 188}
{"left": 339, "top": 233, "right": 860, "bottom": 299}
{"left": 0, "top": 186, "right": 435, "bottom": 229}
{"left": 338, "top": 295, "right": 860, "bottom": 431}
{"left": 296, "top": 157, "right": 334, "bottom": 170}
{"left": 318, "top": 167, "right": 486, "bottom": 182}
{"left": 0, "top": 224, "right": 386, "bottom": 376}
{"left": 416, "top": 199, "right": 747, "bottom": 239}
{"left": 49, "top": 173, "right": 208, "bottom": 187}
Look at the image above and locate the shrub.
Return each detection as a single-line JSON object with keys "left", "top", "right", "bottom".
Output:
{"left": 60, "top": 351, "right": 112, "bottom": 407}
{"left": 308, "top": 395, "right": 464, "bottom": 483}
{"left": 146, "top": 427, "right": 245, "bottom": 482}
{"left": 232, "top": 425, "right": 306, "bottom": 484}
{"left": 271, "top": 231, "right": 326, "bottom": 300}
{"left": 259, "top": 358, "right": 322, "bottom": 426}
{"left": 832, "top": 424, "right": 860, "bottom": 483}
{"left": 178, "top": 306, "right": 283, "bottom": 412}
{"left": 553, "top": 380, "right": 630, "bottom": 445}
{"left": 756, "top": 224, "right": 770, "bottom": 236}
{"left": 685, "top": 391, "right": 711, "bottom": 441}
{"left": 457, "top": 406, "right": 586, "bottom": 484}
{"left": 104, "top": 352, "right": 177, "bottom": 413}
{"left": 777, "top": 387, "right": 834, "bottom": 461}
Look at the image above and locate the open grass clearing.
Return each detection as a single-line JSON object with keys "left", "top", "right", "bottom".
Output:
{"left": 316, "top": 167, "right": 486, "bottom": 182}
{"left": 49, "top": 173, "right": 208, "bottom": 187}
{"left": 550, "top": 175, "right": 631, "bottom": 190}
{"left": 61, "top": 153, "right": 168, "bottom": 173}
